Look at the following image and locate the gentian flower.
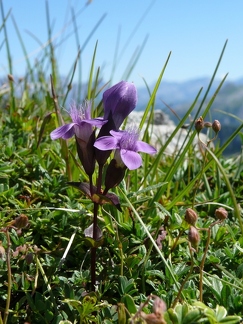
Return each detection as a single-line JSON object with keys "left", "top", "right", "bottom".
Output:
{"left": 50, "top": 101, "right": 106, "bottom": 142}
{"left": 94, "top": 128, "right": 157, "bottom": 170}
{"left": 95, "top": 81, "right": 137, "bottom": 166}
{"left": 103, "top": 81, "right": 137, "bottom": 129}
{"left": 50, "top": 101, "right": 107, "bottom": 176}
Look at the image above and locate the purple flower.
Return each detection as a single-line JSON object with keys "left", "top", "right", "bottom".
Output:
{"left": 50, "top": 101, "right": 107, "bottom": 176}
{"left": 94, "top": 128, "right": 157, "bottom": 170}
{"left": 50, "top": 101, "right": 107, "bottom": 143}
{"left": 95, "top": 81, "right": 137, "bottom": 166}
{"left": 103, "top": 81, "right": 137, "bottom": 129}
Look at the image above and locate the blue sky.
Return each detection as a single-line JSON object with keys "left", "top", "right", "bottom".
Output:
{"left": 1, "top": 0, "right": 243, "bottom": 87}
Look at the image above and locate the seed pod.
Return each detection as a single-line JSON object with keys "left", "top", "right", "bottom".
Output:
{"left": 212, "top": 120, "right": 221, "bottom": 133}
{"left": 185, "top": 208, "right": 198, "bottom": 226}
{"left": 195, "top": 116, "right": 204, "bottom": 133}
{"left": 215, "top": 207, "right": 228, "bottom": 220}
{"left": 188, "top": 226, "right": 200, "bottom": 248}
{"left": 204, "top": 121, "right": 212, "bottom": 128}
{"left": 8, "top": 74, "right": 14, "bottom": 82}
{"left": 13, "top": 214, "right": 29, "bottom": 229}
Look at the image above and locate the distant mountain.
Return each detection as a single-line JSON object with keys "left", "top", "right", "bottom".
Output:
{"left": 136, "top": 77, "right": 243, "bottom": 155}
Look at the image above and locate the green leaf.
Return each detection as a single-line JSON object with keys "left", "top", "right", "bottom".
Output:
{"left": 219, "top": 315, "right": 242, "bottom": 323}
{"left": 182, "top": 309, "right": 202, "bottom": 324}
{"left": 121, "top": 294, "right": 137, "bottom": 315}
{"left": 215, "top": 305, "right": 227, "bottom": 322}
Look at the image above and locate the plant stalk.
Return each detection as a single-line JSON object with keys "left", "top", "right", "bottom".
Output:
{"left": 3, "top": 229, "right": 11, "bottom": 324}
{"left": 172, "top": 242, "right": 194, "bottom": 308}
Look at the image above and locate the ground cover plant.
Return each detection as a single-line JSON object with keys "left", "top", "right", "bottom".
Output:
{"left": 1, "top": 2, "right": 243, "bottom": 323}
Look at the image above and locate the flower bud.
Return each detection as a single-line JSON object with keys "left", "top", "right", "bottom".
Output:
{"left": 185, "top": 208, "right": 198, "bottom": 226}
{"left": 8, "top": 74, "right": 14, "bottom": 82}
{"left": 215, "top": 207, "right": 228, "bottom": 220}
{"left": 188, "top": 226, "right": 200, "bottom": 249}
{"left": 212, "top": 120, "right": 221, "bottom": 133}
{"left": 13, "top": 214, "right": 29, "bottom": 229}
{"left": 104, "top": 159, "right": 126, "bottom": 193}
{"left": 204, "top": 121, "right": 212, "bottom": 128}
{"left": 195, "top": 116, "right": 204, "bottom": 133}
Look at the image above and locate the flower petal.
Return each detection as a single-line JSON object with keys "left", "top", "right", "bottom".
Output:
{"left": 84, "top": 118, "right": 107, "bottom": 127}
{"left": 50, "top": 123, "right": 75, "bottom": 140}
{"left": 120, "top": 149, "right": 142, "bottom": 170}
{"left": 94, "top": 136, "right": 118, "bottom": 151}
{"left": 110, "top": 130, "right": 125, "bottom": 139}
{"left": 136, "top": 140, "right": 157, "bottom": 155}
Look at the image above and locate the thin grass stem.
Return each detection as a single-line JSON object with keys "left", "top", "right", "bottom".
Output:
{"left": 3, "top": 229, "right": 11, "bottom": 324}
{"left": 119, "top": 187, "right": 185, "bottom": 301}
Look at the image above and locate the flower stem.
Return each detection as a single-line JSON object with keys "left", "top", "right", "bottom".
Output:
{"left": 89, "top": 175, "right": 93, "bottom": 197}
{"left": 199, "top": 227, "right": 210, "bottom": 302}
{"left": 97, "top": 164, "right": 103, "bottom": 194}
{"left": 90, "top": 164, "right": 103, "bottom": 291}
{"left": 91, "top": 202, "right": 99, "bottom": 291}
{"left": 199, "top": 220, "right": 221, "bottom": 301}
{"left": 172, "top": 242, "right": 194, "bottom": 308}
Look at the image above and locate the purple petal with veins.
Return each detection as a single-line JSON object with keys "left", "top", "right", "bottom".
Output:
{"left": 120, "top": 149, "right": 142, "bottom": 170}
{"left": 94, "top": 127, "right": 157, "bottom": 170}
{"left": 94, "top": 136, "right": 118, "bottom": 151}
{"left": 50, "top": 101, "right": 107, "bottom": 142}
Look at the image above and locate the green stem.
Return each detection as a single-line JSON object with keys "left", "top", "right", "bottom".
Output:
{"left": 119, "top": 187, "right": 185, "bottom": 303}
{"left": 199, "top": 227, "right": 210, "bottom": 302}
{"left": 91, "top": 202, "right": 99, "bottom": 291}
{"left": 90, "top": 164, "right": 104, "bottom": 291}
{"left": 3, "top": 229, "right": 11, "bottom": 324}
{"left": 203, "top": 145, "right": 243, "bottom": 235}
{"left": 141, "top": 219, "right": 164, "bottom": 293}
{"left": 168, "top": 229, "right": 184, "bottom": 257}
{"left": 32, "top": 250, "right": 57, "bottom": 311}
{"left": 199, "top": 220, "right": 221, "bottom": 301}
{"left": 0, "top": 3, "right": 15, "bottom": 113}
{"left": 172, "top": 243, "right": 194, "bottom": 308}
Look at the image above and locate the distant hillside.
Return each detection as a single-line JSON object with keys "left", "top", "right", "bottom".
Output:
{"left": 136, "top": 77, "right": 243, "bottom": 155}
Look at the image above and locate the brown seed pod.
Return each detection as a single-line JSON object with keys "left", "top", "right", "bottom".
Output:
{"left": 188, "top": 226, "right": 200, "bottom": 248}
{"left": 195, "top": 116, "right": 204, "bottom": 133}
{"left": 215, "top": 207, "right": 228, "bottom": 220}
{"left": 212, "top": 120, "right": 221, "bottom": 133}
{"left": 185, "top": 208, "right": 198, "bottom": 226}
{"left": 12, "top": 214, "right": 29, "bottom": 229}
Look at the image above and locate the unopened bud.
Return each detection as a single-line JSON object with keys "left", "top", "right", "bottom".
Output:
{"left": 185, "top": 208, "right": 198, "bottom": 226}
{"left": 195, "top": 116, "right": 204, "bottom": 133}
{"left": 104, "top": 159, "right": 126, "bottom": 193}
{"left": 212, "top": 120, "right": 221, "bottom": 133}
{"left": 204, "top": 122, "right": 212, "bottom": 128}
{"left": 13, "top": 214, "right": 29, "bottom": 229}
{"left": 188, "top": 226, "right": 200, "bottom": 248}
{"left": 215, "top": 207, "right": 228, "bottom": 220}
{"left": 8, "top": 74, "right": 14, "bottom": 82}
